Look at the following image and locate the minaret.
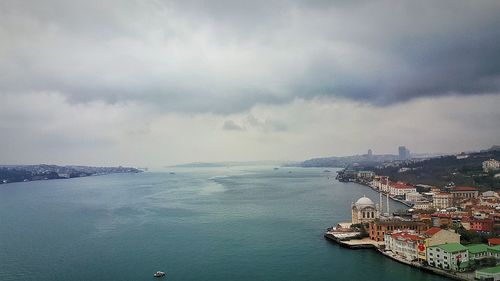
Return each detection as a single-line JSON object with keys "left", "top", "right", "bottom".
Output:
{"left": 379, "top": 191, "right": 383, "bottom": 214}
{"left": 386, "top": 193, "right": 390, "bottom": 215}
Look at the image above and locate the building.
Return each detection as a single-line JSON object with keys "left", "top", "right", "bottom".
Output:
{"left": 367, "top": 149, "right": 373, "bottom": 159}
{"left": 427, "top": 243, "right": 469, "bottom": 271}
{"left": 419, "top": 227, "right": 461, "bottom": 261}
{"left": 398, "top": 146, "right": 411, "bottom": 160}
{"left": 488, "top": 238, "right": 500, "bottom": 246}
{"left": 466, "top": 244, "right": 489, "bottom": 261}
{"left": 357, "top": 171, "right": 375, "bottom": 180}
{"left": 424, "top": 227, "right": 461, "bottom": 246}
{"left": 450, "top": 186, "right": 480, "bottom": 200}
{"left": 406, "top": 192, "right": 423, "bottom": 202}
{"left": 384, "top": 231, "right": 425, "bottom": 261}
{"left": 369, "top": 219, "right": 428, "bottom": 242}
{"left": 413, "top": 200, "right": 431, "bottom": 210}
{"left": 351, "top": 196, "right": 379, "bottom": 224}
{"left": 389, "top": 182, "right": 417, "bottom": 198}
{"left": 488, "top": 245, "right": 500, "bottom": 259}
{"left": 483, "top": 159, "right": 500, "bottom": 173}
{"left": 433, "top": 193, "right": 453, "bottom": 209}
{"left": 475, "top": 265, "right": 500, "bottom": 281}
{"left": 470, "top": 219, "right": 494, "bottom": 233}
{"left": 431, "top": 214, "right": 454, "bottom": 228}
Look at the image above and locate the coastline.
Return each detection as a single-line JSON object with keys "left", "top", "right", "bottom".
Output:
{"left": 354, "top": 180, "right": 414, "bottom": 207}
{"left": 325, "top": 178, "right": 480, "bottom": 281}
{"left": 324, "top": 233, "right": 473, "bottom": 281}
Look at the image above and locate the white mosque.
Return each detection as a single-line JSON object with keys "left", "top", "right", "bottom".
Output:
{"left": 351, "top": 196, "right": 380, "bottom": 224}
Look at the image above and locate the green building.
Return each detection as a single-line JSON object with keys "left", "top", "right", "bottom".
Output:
{"left": 475, "top": 265, "right": 500, "bottom": 281}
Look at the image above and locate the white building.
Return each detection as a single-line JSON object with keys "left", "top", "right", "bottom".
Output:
{"left": 384, "top": 231, "right": 424, "bottom": 261}
{"left": 433, "top": 193, "right": 453, "bottom": 209}
{"left": 389, "top": 182, "right": 417, "bottom": 198}
{"left": 406, "top": 192, "right": 423, "bottom": 202}
{"left": 413, "top": 200, "right": 432, "bottom": 210}
{"left": 427, "top": 243, "right": 469, "bottom": 271}
{"left": 483, "top": 159, "right": 500, "bottom": 173}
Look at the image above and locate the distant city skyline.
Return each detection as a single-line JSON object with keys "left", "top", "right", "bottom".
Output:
{"left": 1, "top": 1, "right": 499, "bottom": 167}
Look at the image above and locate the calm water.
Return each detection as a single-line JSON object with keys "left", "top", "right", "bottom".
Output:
{"left": 0, "top": 166, "right": 447, "bottom": 281}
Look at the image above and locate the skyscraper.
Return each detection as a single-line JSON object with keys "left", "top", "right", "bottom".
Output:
{"left": 398, "top": 146, "right": 411, "bottom": 160}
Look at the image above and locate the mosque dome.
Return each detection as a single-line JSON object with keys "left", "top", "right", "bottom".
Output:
{"left": 355, "top": 196, "right": 375, "bottom": 207}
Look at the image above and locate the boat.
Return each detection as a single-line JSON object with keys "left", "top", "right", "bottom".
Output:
{"left": 154, "top": 271, "right": 166, "bottom": 278}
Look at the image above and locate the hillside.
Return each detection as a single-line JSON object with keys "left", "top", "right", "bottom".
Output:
{"left": 374, "top": 149, "right": 500, "bottom": 190}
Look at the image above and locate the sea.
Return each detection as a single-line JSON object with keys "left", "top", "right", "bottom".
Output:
{"left": 0, "top": 166, "right": 447, "bottom": 281}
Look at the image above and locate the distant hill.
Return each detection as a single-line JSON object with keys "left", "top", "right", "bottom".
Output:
{"left": 290, "top": 154, "right": 399, "bottom": 168}
{"left": 374, "top": 149, "right": 500, "bottom": 189}
{"left": 0, "top": 164, "right": 142, "bottom": 184}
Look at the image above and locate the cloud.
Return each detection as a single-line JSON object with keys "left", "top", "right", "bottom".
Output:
{"left": 1, "top": 0, "right": 499, "bottom": 114}
{"left": 222, "top": 120, "right": 245, "bottom": 131}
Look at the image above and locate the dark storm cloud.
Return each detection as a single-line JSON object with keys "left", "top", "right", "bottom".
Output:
{"left": 1, "top": 0, "right": 500, "bottom": 113}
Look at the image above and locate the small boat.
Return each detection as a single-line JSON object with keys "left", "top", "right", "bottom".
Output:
{"left": 154, "top": 271, "right": 166, "bottom": 278}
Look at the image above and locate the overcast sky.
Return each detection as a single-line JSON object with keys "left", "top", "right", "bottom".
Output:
{"left": 1, "top": 0, "right": 499, "bottom": 167}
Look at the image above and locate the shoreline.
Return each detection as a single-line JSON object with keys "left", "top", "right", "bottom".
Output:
{"left": 347, "top": 179, "right": 414, "bottom": 207}
{"left": 324, "top": 234, "right": 472, "bottom": 281}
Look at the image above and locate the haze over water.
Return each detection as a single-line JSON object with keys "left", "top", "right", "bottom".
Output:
{"left": 0, "top": 166, "right": 447, "bottom": 281}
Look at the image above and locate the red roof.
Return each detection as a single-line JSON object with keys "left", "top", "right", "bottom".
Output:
{"left": 424, "top": 227, "right": 442, "bottom": 236}
{"left": 432, "top": 213, "right": 451, "bottom": 218}
{"left": 391, "top": 232, "right": 423, "bottom": 242}
{"left": 488, "top": 238, "right": 500, "bottom": 246}
{"left": 451, "top": 186, "right": 479, "bottom": 191}
{"left": 390, "top": 182, "right": 415, "bottom": 189}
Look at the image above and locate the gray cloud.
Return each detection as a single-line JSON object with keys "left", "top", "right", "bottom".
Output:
{"left": 222, "top": 120, "right": 245, "bottom": 131}
{"left": 1, "top": 0, "right": 500, "bottom": 114}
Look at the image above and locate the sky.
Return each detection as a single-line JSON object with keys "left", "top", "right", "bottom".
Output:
{"left": 1, "top": 0, "right": 499, "bottom": 167}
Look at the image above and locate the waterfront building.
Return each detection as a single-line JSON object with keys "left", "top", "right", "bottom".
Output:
{"left": 475, "top": 265, "right": 500, "bottom": 281}
{"left": 388, "top": 182, "right": 416, "bottom": 199}
{"left": 369, "top": 219, "right": 427, "bottom": 242}
{"left": 450, "top": 186, "right": 479, "bottom": 200}
{"left": 406, "top": 192, "right": 423, "bottom": 202}
{"left": 433, "top": 192, "right": 453, "bottom": 209}
{"left": 357, "top": 171, "right": 375, "bottom": 180}
{"left": 466, "top": 244, "right": 489, "bottom": 261}
{"left": 351, "top": 196, "right": 379, "bottom": 224}
{"left": 419, "top": 227, "right": 461, "bottom": 261}
{"left": 370, "top": 176, "right": 389, "bottom": 192}
{"left": 426, "top": 243, "right": 469, "bottom": 271}
{"left": 488, "top": 245, "right": 500, "bottom": 259}
{"left": 483, "top": 159, "right": 500, "bottom": 173}
{"left": 384, "top": 231, "right": 425, "bottom": 261}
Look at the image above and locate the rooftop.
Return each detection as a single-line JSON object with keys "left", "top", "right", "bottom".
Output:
{"left": 391, "top": 231, "right": 424, "bottom": 242}
{"left": 434, "top": 243, "right": 467, "bottom": 253}
{"left": 488, "top": 238, "right": 500, "bottom": 245}
{"left": 476, "top": 265, "right": 500, "bottom": 275}
{"left": 488, "top": 245, "right": 500, "bottom": 254}
{"left": 451, "top": 186, "right": 479, "bottom": 192}
{"left": 424, "top": 227, "right": 442, "bottom": 236}
{"left": 466, "top": 244, "right": 489, "bottom": 254}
